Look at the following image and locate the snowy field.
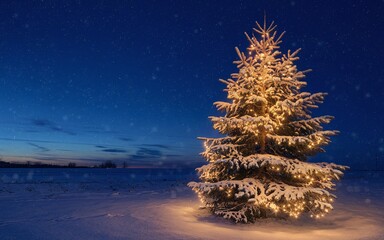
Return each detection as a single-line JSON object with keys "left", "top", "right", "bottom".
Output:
{"left": 0, "top": 168, "right": 383, "bottom": 240}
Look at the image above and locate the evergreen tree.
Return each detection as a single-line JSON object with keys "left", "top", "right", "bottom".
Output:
{"left": 188, "top": 20, "right": 348, "bottom": 223}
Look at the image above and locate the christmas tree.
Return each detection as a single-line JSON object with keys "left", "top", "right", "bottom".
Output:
{"left": 188, "top": 20, "right": 348, "bottom": 223}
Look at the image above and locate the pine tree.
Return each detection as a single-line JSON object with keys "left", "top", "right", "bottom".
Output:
{"left": 188, "top": 20, "right": 348, "bottom": 223}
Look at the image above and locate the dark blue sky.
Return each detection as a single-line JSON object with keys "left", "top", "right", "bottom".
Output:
{"left": 0, "top": 0, "right": 383, "bottom": 169}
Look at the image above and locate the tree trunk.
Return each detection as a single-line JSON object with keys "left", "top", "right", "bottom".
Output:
{"left": 260, "top": 84, "right": 266, "bottom": 154}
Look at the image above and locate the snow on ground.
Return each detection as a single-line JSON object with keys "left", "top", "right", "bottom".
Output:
{"left": 0, "top": 168, "right": 383, "bottom": 240}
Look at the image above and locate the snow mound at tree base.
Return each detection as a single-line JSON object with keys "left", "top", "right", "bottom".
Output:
{"left": 142, "top": 198, "right": 383, "bottom": 240}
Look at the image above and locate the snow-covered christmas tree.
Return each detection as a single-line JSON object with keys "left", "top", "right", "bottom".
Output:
{"left": 188, "top": 20, "right": 348, "bottom": 223}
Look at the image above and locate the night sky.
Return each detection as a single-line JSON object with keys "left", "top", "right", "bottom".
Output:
{"left": 0, "top": 0, "right": 382, "bottom": 169}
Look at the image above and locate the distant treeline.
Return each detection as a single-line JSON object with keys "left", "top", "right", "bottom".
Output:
{"left": 0, "top": 160, "right": 120, "bottom": 169}
{"left": 0, "top": 160, "right": 88, "bottom": 168}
